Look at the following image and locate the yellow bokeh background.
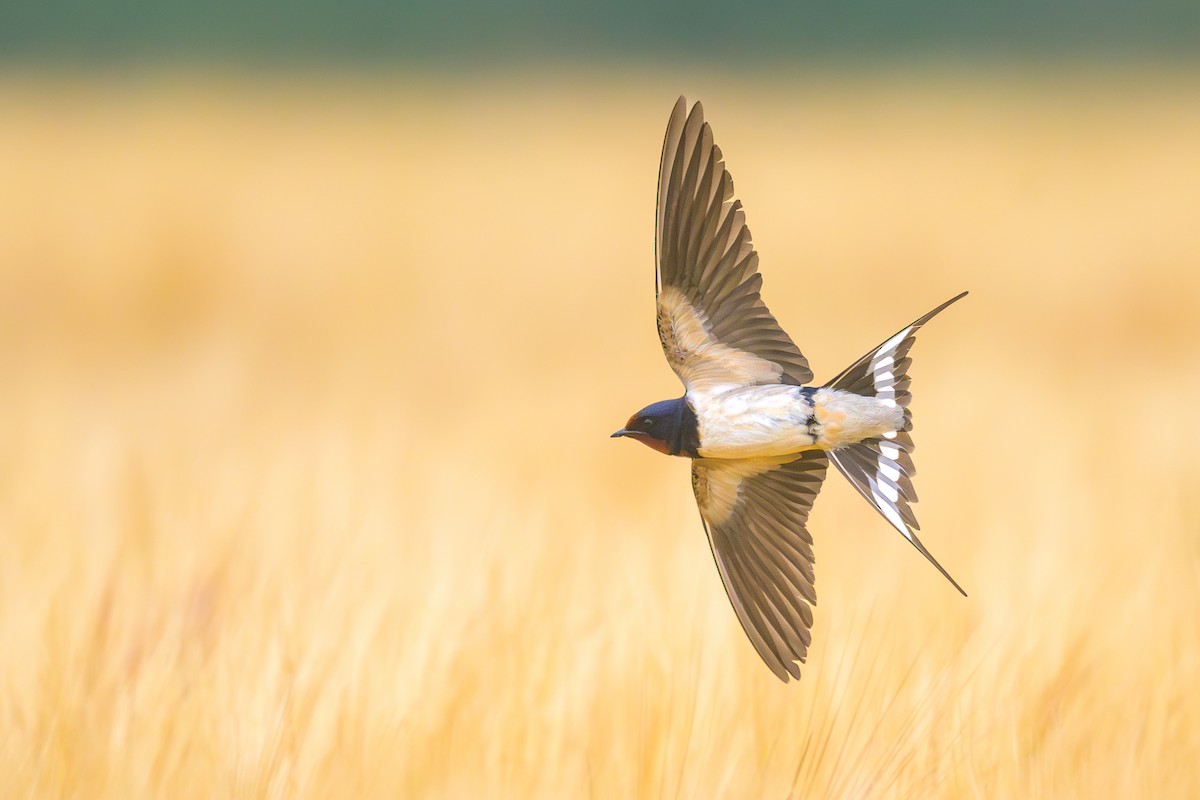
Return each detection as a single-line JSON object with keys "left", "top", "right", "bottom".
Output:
{"left": 1, "top": 71, "right": 1198, "bottom": 796}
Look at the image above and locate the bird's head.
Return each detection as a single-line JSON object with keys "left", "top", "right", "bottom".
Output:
{"left": 611, "top": 397, "right": 699, "bottom": 457}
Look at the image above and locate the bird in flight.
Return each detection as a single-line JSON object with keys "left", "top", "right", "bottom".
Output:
{"left": 612, "top": 97, "right": 968, "bottom": 683}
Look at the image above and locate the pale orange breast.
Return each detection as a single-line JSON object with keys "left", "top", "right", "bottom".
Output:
{"left": 811, "top": 388, "right": 904, "bottom": 450}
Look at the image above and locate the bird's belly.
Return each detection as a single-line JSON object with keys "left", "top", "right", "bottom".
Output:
{"left": 809, "top": 388, "right": 905, "bottom": 449}
{"left": 693, "top": 386, "right": 817, "bottom": 459}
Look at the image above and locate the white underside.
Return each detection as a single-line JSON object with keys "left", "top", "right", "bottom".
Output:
{"left": 809, "top": 388, "right": 905, "bottom": 450}
{"left": 693, "top": 385, "right": 903, "bottom": 459}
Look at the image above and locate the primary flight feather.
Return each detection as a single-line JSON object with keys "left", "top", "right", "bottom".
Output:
{"left": 612, "top": 97, "right": 968, "bottom": 683}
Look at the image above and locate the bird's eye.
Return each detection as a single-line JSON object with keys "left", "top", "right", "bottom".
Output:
{"left": 642, "top": 418, "right": 654, "bottom": 428}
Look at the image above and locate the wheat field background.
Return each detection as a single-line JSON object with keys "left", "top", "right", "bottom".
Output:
{"left": 0, "top": 71, "right": 1198, "bottom": 798}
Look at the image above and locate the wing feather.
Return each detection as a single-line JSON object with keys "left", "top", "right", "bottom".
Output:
{"left": 656, "top": 97, "right": 813, "bottom": 393}
{"left": 692, "top": 451, "right": 828, "bottom": 682}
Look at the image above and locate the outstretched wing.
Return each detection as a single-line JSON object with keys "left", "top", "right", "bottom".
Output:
{"left": 656, "top": 97, "right": 813, "bottom": 394}
{"left": 691, "top": 450, "right": 828, "bottom": 682}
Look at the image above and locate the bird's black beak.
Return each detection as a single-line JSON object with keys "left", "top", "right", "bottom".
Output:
{"left": 611, "top": 429, "right": 631, "bottom": 438}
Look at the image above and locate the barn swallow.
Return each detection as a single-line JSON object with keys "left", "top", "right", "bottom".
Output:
{"left": 612, "top": 97, "right": 967, "bottom": 682}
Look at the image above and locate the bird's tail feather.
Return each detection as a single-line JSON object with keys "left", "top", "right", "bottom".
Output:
{"left": 824, "top": 292, "right": 968, "bottom": 596}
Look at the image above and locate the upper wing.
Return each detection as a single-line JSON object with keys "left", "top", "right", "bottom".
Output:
{"left": 656, "top": 97, "right": 813, "bottom": 394}
{"left": 691, "top": 450, "right": 828, "bottom": 682}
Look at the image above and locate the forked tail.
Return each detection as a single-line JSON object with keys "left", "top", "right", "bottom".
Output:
{"left": 824, "top": 292, "right": 969, "bottom": 596}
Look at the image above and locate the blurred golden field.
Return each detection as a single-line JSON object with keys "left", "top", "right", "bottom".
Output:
{"left": 1, "top": 71, "right": 1198, "bottom": 797}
